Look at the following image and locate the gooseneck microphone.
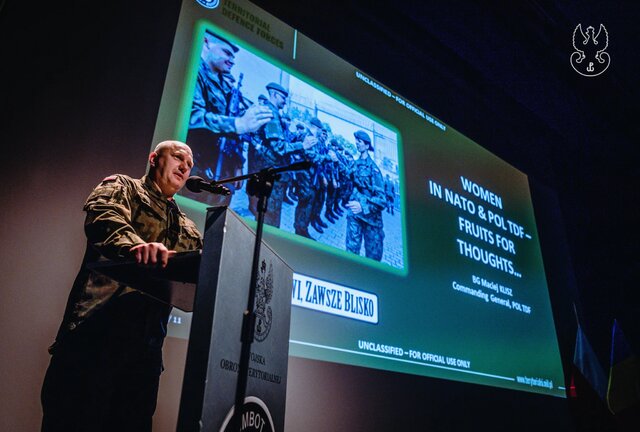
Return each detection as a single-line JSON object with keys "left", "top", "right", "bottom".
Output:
{"left": 185, "top": 176, "right": 231, "bottom": 195}
{"left": 274, "top": 160, "right": 312, "bottom": 173}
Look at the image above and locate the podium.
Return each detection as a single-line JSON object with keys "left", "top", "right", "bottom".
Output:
{"left": 91, "top": 207, "right": 293, "bottom": 432}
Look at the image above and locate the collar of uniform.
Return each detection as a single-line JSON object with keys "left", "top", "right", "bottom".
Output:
{"left": 141, "top": 175, "right": 185, "bottom": 216}
{"left": 201, "top": 62, "right": 228, "bottom": 90}
{"left": 142, "top": 174, "right": 164, "bottom": 198}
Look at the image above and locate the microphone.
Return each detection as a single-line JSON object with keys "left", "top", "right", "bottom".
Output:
{"left": 186, "top": 176, "right": 231, "bottom": 195}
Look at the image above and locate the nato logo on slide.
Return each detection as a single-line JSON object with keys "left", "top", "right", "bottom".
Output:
{"left": 571, "top": 24, "right": 610, "bottom": 77}
{"left": 195, "top": 0, "right": 220, "bottom": 9}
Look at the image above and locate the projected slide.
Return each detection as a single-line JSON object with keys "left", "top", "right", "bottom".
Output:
{"left": 180, "top": 29, "right": 404, "bottom": 270}
{"left": 153, "top": 0, "right": 565, "bottom": 398}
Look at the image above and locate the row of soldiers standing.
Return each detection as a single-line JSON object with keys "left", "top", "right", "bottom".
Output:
{"left": 186, "top": 32, "right": 386, "bottom": 261}
{"left": 247, "top": 83, "right": 386, "bottom": 261}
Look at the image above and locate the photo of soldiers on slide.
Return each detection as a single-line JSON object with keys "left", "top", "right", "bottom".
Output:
{"left": 177, "top": 27, "right": 405, "bottom": 270}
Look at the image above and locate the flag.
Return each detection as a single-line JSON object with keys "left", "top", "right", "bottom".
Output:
{"left": 568, "top": 372, "right": 578, "bottom": 398}
{"left": 573, "top": 324, "right": 607, "bottom": 400}
{"left": 606, "top": 319, "right": 640, "bottom": 414}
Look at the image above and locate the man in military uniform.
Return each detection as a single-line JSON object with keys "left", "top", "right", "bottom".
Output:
{"left": 293, "top": 118, "right": 328, "bottom": 238}
{"left": 248, "top": 82, "right": 310, "bottom": 227}
{"left": 339, "top": 148, "right": 355, "bottom": 208}
{"left": 246, "top": 94, "right": 269, "bottom": 175}
{"left": 345, "top": 131, "right": 386, "bottom": 261}
{"left": 384, "top": 174, "right": 395, "bottom": 215}
{"left": 279, "top": 113, "right": 296, "bottom": 205}
{"left": 324, "top": 138, "right": 345, "bottom": 222}
{"left": 186, "top": 32, "right": 272, "bottom": 206}
{"left": 285, "top": 121, "right": 311, "bottom": 203}
{"left": 309, "top": 121, "right": 330, "bottom": 233}
{"left": 41, "top": 141, "right": 202, "bottom": 431}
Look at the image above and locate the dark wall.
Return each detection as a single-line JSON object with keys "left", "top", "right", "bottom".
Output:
{"left": 0, "top": 1, "right": 183, "bottom": 430}
{"left": 1, "top": 0, "right": 635, "bottom": 430}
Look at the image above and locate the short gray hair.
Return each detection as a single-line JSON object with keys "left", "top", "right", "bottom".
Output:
{"left": 153, "top": 140, "right": 192, "bottom": 156}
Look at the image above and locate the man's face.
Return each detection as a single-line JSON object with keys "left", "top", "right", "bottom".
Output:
{"left": 271, "top": 91, "right": 287, "bottom": 109}
{"left": 204, "top": 41, "right": 235, "bottom": 74}
{"left": 150, "top": 142, "right": 194, "bottom": 197}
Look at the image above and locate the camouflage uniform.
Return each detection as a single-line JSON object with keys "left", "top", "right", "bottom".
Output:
{"left": 279, "top": 117, "right": 297, "bottom": 203}
{"left": 42, "top": 174, "right": 202, "bottom": 432}
{"left": 293, "top": 139, "right": 326, "bottom": 237}
{"left": 248, "top": 99, "right": 303, "bottom": 228}
{"left": 346, "top": 157, "right": 386, "bottom": 260}
{"left": 185, "top": 61, "right": 241, "bottom": 206}
{"left": 384, "top": 177, "right": 395, "bottom": 215}
{"left": 326, "top": 141, "right": 347, "bottom": 218}
{"left": 339, "top": 151, "right": 355, "bottom": 206}
{"left": 310, "top": 137, "right": 330, "bottom": 229}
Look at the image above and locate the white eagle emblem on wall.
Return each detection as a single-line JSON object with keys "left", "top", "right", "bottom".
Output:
{"left": 571, "top": 24, "right": 610, "bottom": 77}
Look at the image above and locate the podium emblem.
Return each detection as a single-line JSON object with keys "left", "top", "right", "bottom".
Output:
{"left": 254, "top": 260, "right": 274, "bottom": 342}
{"left": 220, "top": 396, "right": 275, "bottom": 432}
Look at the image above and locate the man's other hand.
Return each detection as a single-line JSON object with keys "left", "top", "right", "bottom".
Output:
{"left": 345, "top": 200, "right": 363, "bottom": 215}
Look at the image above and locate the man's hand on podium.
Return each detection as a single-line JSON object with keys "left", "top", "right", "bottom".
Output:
{"left": 130, "top": 242, "right": 176, "bottom": 268}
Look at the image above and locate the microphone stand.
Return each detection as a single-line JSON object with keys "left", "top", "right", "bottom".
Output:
{"left": 211, "top": 162, "right": 310, "bottom": 431}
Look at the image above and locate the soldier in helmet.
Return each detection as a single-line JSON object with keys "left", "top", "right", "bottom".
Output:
{"left": 345, "top": 130, "right": 386, "bottom": 260}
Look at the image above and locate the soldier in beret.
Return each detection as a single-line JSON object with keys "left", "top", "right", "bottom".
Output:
{"left": 345, "top": 131, "right": 386, "bottom": 260}
{"left": 41, "top": 141, "right": 202, "bottom": 431}
{"left": 186, "top": 32, "right": 273, "bottom": 206}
